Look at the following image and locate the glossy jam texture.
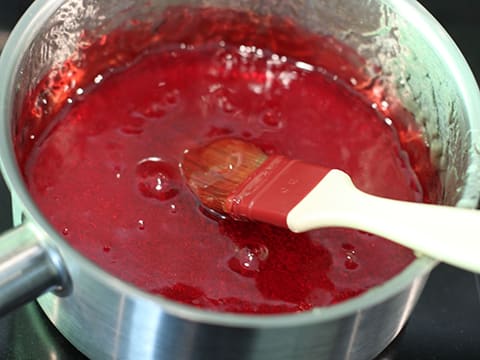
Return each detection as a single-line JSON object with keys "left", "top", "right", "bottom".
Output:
{"left": 19, "top": 7, "right": 439, "bottom": 314}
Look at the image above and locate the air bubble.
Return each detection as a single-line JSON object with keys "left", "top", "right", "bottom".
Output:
{"left": 219, "top": 96, "right": 235, "bottom": 113}
{"left": 342, "top": 243, "right": 359, "bottom": 270}
{"left": 344, "top": 256, "right": 359, "bottom": 270}
{"left": 228, "top": 243, "right": 269, "bottom": 277}
{"left": 261, "top": 111, "right": 284, "bottom": 129}
{"left": 136, "top": 158, "right": 180, "bottom": 201}
{"left": 94, "top": 74, "right": 104, "bottom": 84}
{"left": 112, "top": 165, "right": 122, "bottom": 180}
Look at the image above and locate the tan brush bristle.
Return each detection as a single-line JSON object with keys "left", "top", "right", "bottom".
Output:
{"left": 181, "top": 138, "right": 268, "bottom": 213}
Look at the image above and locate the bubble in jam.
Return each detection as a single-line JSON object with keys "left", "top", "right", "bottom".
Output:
{"left": 342, "top": 243, "right": 359, "bottom": 270}
{"left": 136, "top": 157, "right": 181, "bottom": 201}
{"left": 228, "top": 243, "right": 269, "bottom": 277}
{"left": 260, "top": 110, "right": 284, "bottom": 130}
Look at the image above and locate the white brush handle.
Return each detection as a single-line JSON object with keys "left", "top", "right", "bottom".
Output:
{"left": 287, "top": 169, "right": 480, "bottom": 273}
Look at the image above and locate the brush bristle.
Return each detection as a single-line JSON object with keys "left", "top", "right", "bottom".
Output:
{"left": 181, "top": 138, "right": 268, "bottom": 213}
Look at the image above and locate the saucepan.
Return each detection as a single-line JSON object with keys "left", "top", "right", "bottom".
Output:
{"left": 0, "top": 0, "right": 479, "bottom": 359}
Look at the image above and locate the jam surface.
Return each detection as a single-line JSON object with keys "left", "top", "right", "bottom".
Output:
{"left": 20, "top": 7, "right": 438, "bottom": 314}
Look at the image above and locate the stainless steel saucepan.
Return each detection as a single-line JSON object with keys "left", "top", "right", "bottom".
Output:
{"left": 0, "top": 0, "right": 479, "bottom": 359}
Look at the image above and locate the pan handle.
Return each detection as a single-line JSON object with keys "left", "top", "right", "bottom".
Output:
{"left": 0, "top": 222, "right": 71, "bottom": 316}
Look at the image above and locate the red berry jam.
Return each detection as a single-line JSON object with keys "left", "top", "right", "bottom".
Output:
{"left": 18, "top": 7, "right": 439, "bottom": 314}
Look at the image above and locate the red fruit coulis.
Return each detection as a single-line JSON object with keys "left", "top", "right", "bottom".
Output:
{"left": 18, "top": 7, "right": 439, "bottom": 314}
